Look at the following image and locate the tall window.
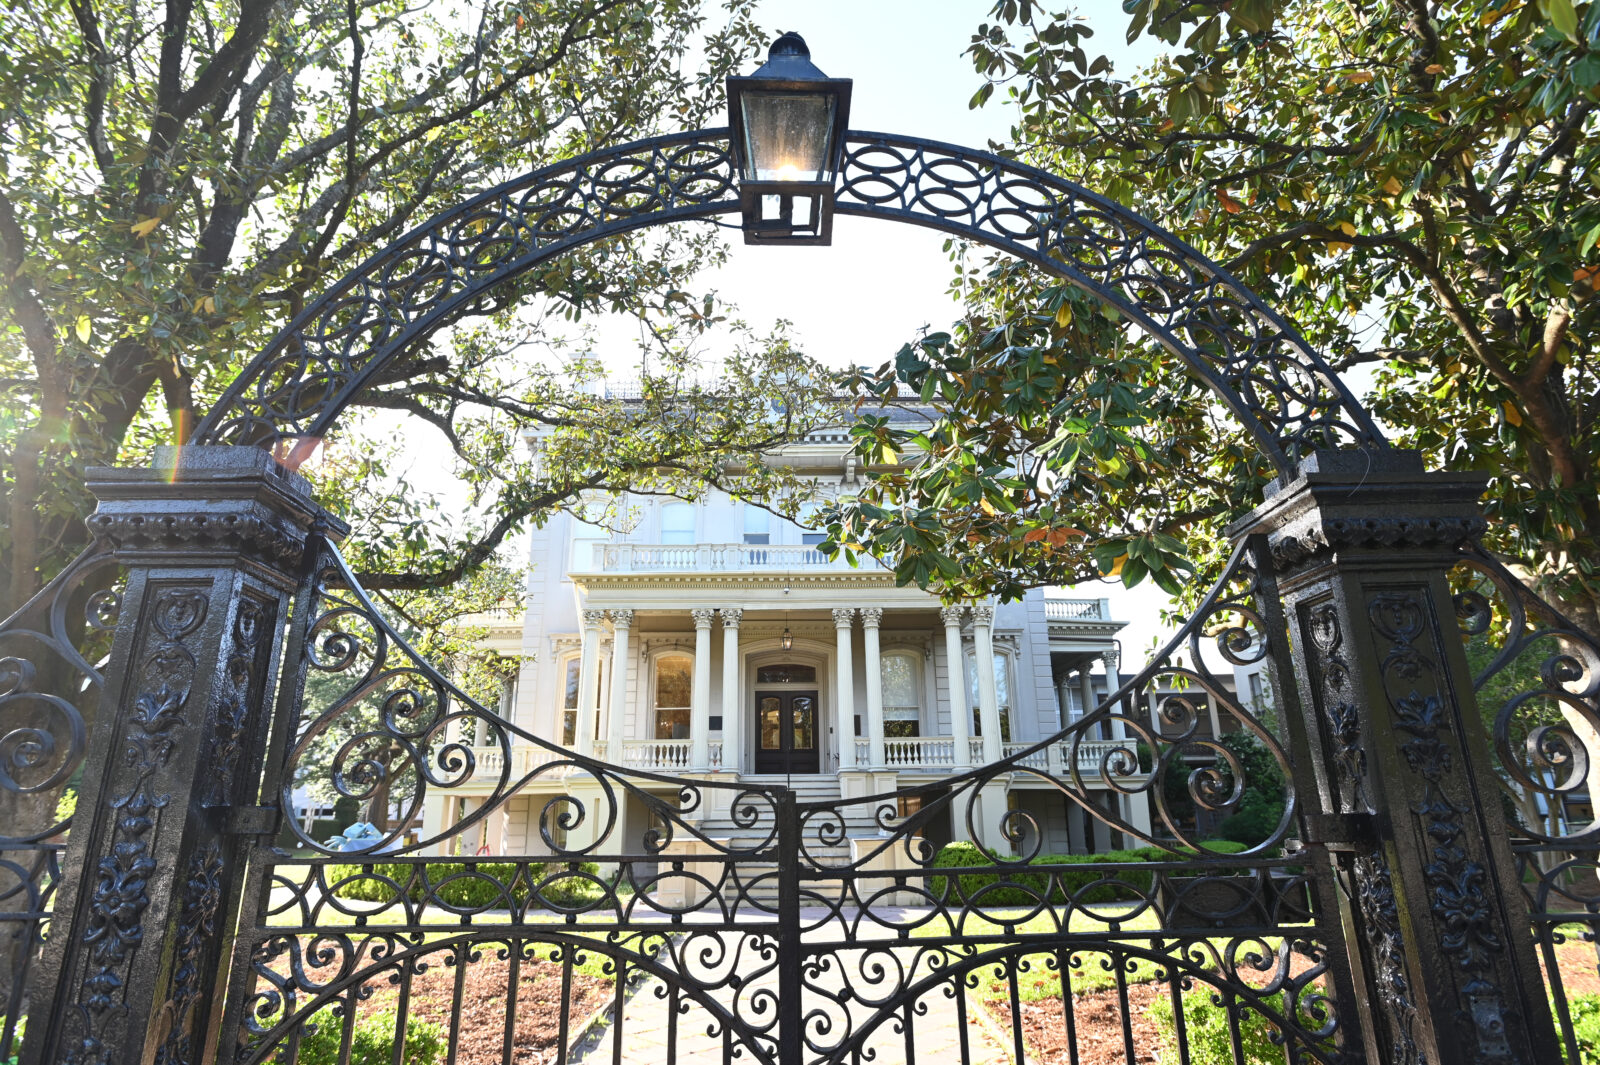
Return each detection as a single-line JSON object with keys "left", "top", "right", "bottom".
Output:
{"left": 742, "top": 504, "right": 770, "bottom": 545}
{"left": 560, "top": 658, "right": 604, "bottom": 746}
{"left": 881, "top": 652, "right": 920, "bottom": 738}
{"left": 798, "top": 502, "right": 827, "bottom": 546}
{"left": 660, "top": 503, "right": 694, "bottom": 544}
{"left": 966, "top": 652, "right": 1013, "bottom": 742}
{"left": 655, "top": 655, "right": 693, "bottom": 739}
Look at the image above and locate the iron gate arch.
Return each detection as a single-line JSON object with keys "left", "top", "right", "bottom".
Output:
{"left": 0, "top": 126, "right": 1590, "bottom": 1065}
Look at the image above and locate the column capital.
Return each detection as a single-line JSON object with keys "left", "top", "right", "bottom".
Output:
{"left": 720, "top": 607, "right": 743, "bottom": 629}
{"left": 858, "top": 607, "right": 884, "bottom": 628}
{"left": 690, "top": 607, "right": 717, "bottom": 629}
{"left": 581, "top": 609, "right": 607, "bottom": 629}
{"left": 939, "top": 605, "right": 966, "bottom": 627}
{"left": 1101, "top": 648, "right": 1120, "bottom": 671}
{"left": 970, "top": 604, "right": 995, "bottom": 626}
{"left": 831, "top": 607, "right": 856, "bottom": 628}
{"left": 608, "top": 608, "right": 634, "bottom": 628}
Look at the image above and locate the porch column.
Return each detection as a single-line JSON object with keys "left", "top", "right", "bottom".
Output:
{"left": 941, "top": 606, "right": 972, "bottom": 770}
{"left": 575, "top": 609, "right": 605, "bottom": 756}
{"left": 605, "top": 609, "right": 633, "bottom": 762}
{"left": 834, "top": 608, "right": 857, "bottom": 769}
{"left": 1079, "top": 668, "right": 1099, "bottom": 739}
{"left": 689, "top": 608, "right": 715, "bottom": 771}
{"left": 861, "top": 607, "right": 886, "bottom": 769}
{"left": 972, "top": 604, "right": 1003, "bottom": 765}
{"left": 1102, "top": 649, "right": 1123, "bottom": 734}
{"left": 720, "top": 608, "right": 742, "bottom": 773}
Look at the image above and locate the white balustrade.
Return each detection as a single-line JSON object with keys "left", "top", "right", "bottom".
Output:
{"left": 1043, "top": 598, "right": 1108, "bottom": 620}
{"left": 1003, "top": 742, "right": 1051, "bottom": 770}
{"left": 619, "top": 740, "right": 693, "bottom": 771}
{"left": 882, "top": 737, "right": 956, "bottom": 768}
{"left": 589, "top": 543, "right": 876, "bottom": 574}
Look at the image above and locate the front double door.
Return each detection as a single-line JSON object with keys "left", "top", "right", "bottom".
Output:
{"left": 754, "top": 690, "right": 819, "bottom": 774}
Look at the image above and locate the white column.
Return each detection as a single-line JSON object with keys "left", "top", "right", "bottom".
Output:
{"left": 860, "top": 607, "right": 886, "bottom": 769}
{"left": 720, "top": 608, "right": 742, "bottom": 774}
{"left": 972, "top": 604, "right": 1002, "bottom": 765}
{"left": 941, "top": 606, "right": 971, "bottom": 770}
{"left": 1079, "top": 668, "right": 1099, "bottom": 739}
{"left": 689, "top": 608, "right": 715, "bottom": 771}
{"left": 1102, "top": 649, "right": 1125, "bottom": 739}
{"left": 575, "top": 609, "right": 605, "bottom": 756}
{"left": 833, "top": 609, "right": 857, "bottom": 770}
{"left": 605, "top": 610, "right": 633, "bottom": 762}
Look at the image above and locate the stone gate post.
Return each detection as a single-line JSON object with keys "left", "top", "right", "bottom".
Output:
{"left": 1241, "top": 450, "right": 1560, "bottom": 1064}
{"left": 23, "top": 447, "right": 331, "bottom": 1065}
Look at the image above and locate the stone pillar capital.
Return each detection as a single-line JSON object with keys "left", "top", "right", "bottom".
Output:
{"left": 581, "top": 609, "right": 607, "bottom": 629}
{"left": 831, "top": 607, "right": 856, "bottom": 628}
{"left": 859, "top": 607, "right": 884, "bottom": 628}
{"left": 608, "top": 608, "right": 634, "bottom": 628}
{"left": 1101, "top": 647, "right": 1120, "bottom": 671}
{"left": 970, "top": 604, "right": 995, "bottom": 626}
{"left": 939, "top": 606, "right": 966, "bottom": 627}
{"left": 690, "top": 608, "right": 716, "bottom": 629}
{"left": 720, "top": 607, "right": 743, "bottom": 629}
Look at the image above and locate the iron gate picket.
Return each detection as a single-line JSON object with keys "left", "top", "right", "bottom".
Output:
{"left": 0, "top": 125, "right": 1589, "bottom": 1065}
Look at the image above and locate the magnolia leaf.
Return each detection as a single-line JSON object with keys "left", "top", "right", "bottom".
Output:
{"left": 75, "top": 315, "right": 91, "bottom": 343}
{"left": 1546, "top": 0, "right": 1579, "bottom": 40}
{"left": 1503, "top": 401, "right": 1523, "bottom": 427}
{"left": 130, "top": 216, "right": 162, "bottom": 238}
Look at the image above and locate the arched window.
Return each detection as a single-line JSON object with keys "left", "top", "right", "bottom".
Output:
{"left": 881, "top": 652, "right": 920, "bottom": 738}
{"left": 660, "top": 502, "right": 695, "bottom": 544}
{"left": 560, "top": 657, "right": 604, "bottom": 747}
{"left": 654, "top": 654, "right": 693, "bottom": 739}
{"left": 965, "top": 651, "right": 1013, "bottom": 742}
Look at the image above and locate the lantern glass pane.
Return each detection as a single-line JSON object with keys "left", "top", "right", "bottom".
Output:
{"left": 740, "top": 92, "right": 834, "bottom": 181}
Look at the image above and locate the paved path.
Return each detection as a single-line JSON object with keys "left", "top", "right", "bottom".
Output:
{"left": 576, "top": 909, "right": 1011, "bottom": 1065}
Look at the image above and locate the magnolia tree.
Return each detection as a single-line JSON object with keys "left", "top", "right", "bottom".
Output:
{"left": 828, "top": 0, "right": 1598, "bottom": 639}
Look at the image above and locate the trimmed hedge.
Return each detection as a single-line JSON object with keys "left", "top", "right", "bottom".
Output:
{"left": 297, "top": 1009, "right": 444, "bottom": 1065}
{"left": 1149, "top": 988, "right": 1306, "bottom": 1063}
{"left": 927, "top": 840, "right": 1250, "bottom": 907}
{"left": 328, "top": 861, "right": 603, "bottom": 909}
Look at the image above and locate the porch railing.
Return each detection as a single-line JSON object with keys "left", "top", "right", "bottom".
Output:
{"left": 1043, "top": 597, "right": 1110, "bottom": 620}
{"left": 589, "top": 542, "right": 881, "bottom": 573}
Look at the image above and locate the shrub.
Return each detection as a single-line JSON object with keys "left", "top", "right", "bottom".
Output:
{"left": 1149, "top": 988, "right": 1322, "bottom": 1064}
{"left": 328, "top": 861, "right": 602, "bottom": 909}
{"left": 1563, "top": 994, "right": 1600, "bottom": 1059}
{"left": 296, "top": 1009, "right": 444, "bottom": 1065}
{"left": 925, "top": 841, "right": 1250, "bottom": 907}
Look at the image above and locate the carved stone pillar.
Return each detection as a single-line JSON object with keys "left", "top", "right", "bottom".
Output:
{"left": 833, "top": 609, "right": 857, "bottom": 770}
{"left": 720, "top": 608, "right": 742, "bottom": 774}
{"left": 1243, "top": 450, "right": 1559, "bottom": 1065}
{"left": 689, "top": 609, "right": 715, "bottom": 771}
{"left": 860, "top": 608, "right": 886, "bottom": 769}
{"left": 605, "top": 610, "right": 633, "bottom": 763}
{"left": 575, "top": 609, "right": 606, "bottom": 757}
{"left": 23, "top": 446, "right": 334, "bottom": 1065}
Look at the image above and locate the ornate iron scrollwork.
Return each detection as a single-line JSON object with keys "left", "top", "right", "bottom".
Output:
{"left": 192, "top": 129, "right": 1385, "bottom": 475}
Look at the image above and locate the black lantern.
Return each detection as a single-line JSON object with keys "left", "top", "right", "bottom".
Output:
{"left": 726, "top": 32, "right": 852, "bottom": 245}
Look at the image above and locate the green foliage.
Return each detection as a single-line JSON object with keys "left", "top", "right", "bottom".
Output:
{"left": 328, "top": 861, "right": 603, "bottom": 909}
{"left": 926, "top": 839, "right": 1250, "bottom": 906}
{"left": 1564, "top": 994, "right": 1600, "bottom": 1059}
{"left": 296, "top": 1009, "right": 444, "bottom": 1065}
{"left": 1149, "top": 988, "right": 1314, "bottom": 1064}
{"left": 1212, "top": 733, "right": 1289, "bottom": 847}
{"left": 835, "top": 1, "right": 1600, "bottom": 635}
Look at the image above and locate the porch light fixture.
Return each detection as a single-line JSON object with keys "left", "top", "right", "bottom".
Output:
{"left": 727, "top": 32, "right": 852, "bottom": 246}
{"left": 781, "top": 625, "right": 793, "bottom": 651}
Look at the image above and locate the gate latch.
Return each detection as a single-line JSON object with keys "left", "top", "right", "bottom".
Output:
{"left": 227, "top": 805, "right": 281, "bottom": 836}
{"left": 1301, "top": 811, "right": 1375, "bottom": 850}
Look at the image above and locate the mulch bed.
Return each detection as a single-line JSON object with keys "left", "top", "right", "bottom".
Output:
{"left": 985, "top": 983, "right": 1164, "bottom": 1065}
{"left": 283, "top": 950, "right": 612, "bottom": 1065}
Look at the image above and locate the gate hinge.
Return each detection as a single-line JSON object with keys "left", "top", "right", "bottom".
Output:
{"left": 226, "top": 805, "right": 281, "bottom": 836}
{"left": 1301, "top": 811, "right": 1375, "bottom": 850}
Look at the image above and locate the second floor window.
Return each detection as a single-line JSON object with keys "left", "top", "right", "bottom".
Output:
{"left": 655, "top": 655, "right": 692, "bottom": 739}
{"left": 743, "top": 504, "right": 769, "bottom": 545}
{"left": 966, "top": 652, "right": 1013, "bottom": 743}
{"left": 882, "top": 653, "right": 920, "bottom": 738}
{"left": 661, "top": 502, "right": 695, "bottom": 544}
{"left": 798, "top": 501, "right": 827, "bottom": 546}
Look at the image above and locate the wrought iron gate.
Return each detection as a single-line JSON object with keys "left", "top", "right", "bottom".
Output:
{"left": 0, "top": 126, "right": 1592, "bottom": 1065}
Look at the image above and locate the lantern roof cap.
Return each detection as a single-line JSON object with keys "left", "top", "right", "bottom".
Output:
{"left": 749, "top": 32, "right": 832, "bottom": 81}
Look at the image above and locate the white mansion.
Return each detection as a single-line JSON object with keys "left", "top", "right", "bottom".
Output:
{"left": 413, "top": 423, "right": 1264, "bottom": 860}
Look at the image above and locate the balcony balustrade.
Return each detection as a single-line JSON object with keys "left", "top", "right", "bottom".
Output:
{"left": 589, "top": 542, "right": 879, "bottom": 573}
{"left": 1043, "top": 597, "right": 1109, "bottom": 620}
